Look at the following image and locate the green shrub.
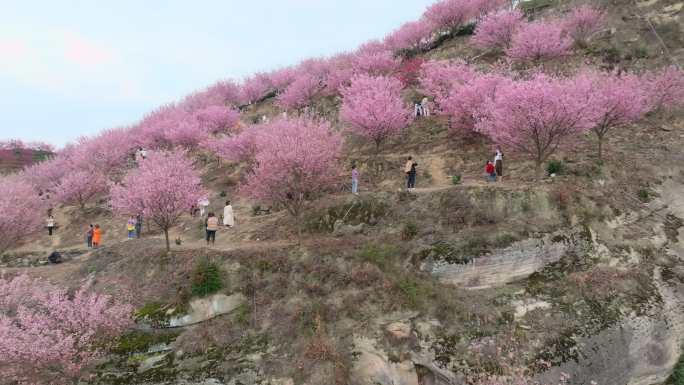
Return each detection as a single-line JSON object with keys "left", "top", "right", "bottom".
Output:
{"left": 402, "top": 221, "right": 419, "bottom": 240}
{"left": 112, "top": 331, "right": 180, "bottom": 355}
{"left": 546, "top": 160, "right": 563, "bottom": 176}
{"left": 451, "top": 175, "right": 462, "bottom": 185}
{"left": 637, "top": 189, "right": 652, "bottom": 203}
{"left": 396, "top": 277, "right": 431, "bottom": 308}
{"left": 669, "top": 349, "right": 684, "bottom": 385}
{"left": 191, "top": 258, "right": 223, "bottom": 297}
{"left": 358, "top": 244, "right": 399, "bottom": 270}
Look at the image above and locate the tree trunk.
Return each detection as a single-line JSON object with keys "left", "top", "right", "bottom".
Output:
{"left": 535, "top": 160, "right": 544, "bottom": 180}
{"left": 164, "top": 229, "right": 170, "bottom": 252}
{"left": 597, "top": 136, "right": 604, "bottom": 162}
{"left": 295, "top": 213, "right": 302, "bottom": 246}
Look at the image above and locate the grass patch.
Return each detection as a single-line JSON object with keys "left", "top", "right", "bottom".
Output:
{"left": 669, "top": 349, "right": 684, "bottom": 385}
{"left": 191, "top": 258, "right": 223, "bottom": 297}
{"left": 112, "top": 331, "right": 180, "bottom": 355}
{"left": 358, "top": 243, "right": 399, "bottom": 270}
{"left": 402, "top": 221, "right": 418, "bottom": 240}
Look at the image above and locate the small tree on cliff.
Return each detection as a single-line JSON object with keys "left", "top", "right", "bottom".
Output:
{"left": 110, "top": 151, "right": 206, "bottom": 251}
{"left": 340, "top": 74, "right": 413, "bottom": 149}
{"left": 0, "top": 274, "right": 132, "bottom": 385}
{"left": 0, "top": 178, "right": 45, "bottom": 254}
{"left": 477, "top": 74, "right": 590, "bottom": 178}
{"left": 241, "top": 118, "right": 342, "bottom": 242}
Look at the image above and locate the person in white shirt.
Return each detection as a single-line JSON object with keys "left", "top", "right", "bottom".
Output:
{"left": 421, "top": 97, "right": 430, "bottom": 117}
{"left": 223, "top": 201, "right": 235, "bottom": 228}
{"left": 494, "top": 146, "right": 504, "bottom": 182}
{"left": 198, "top": 198, "right": 210, "bottom": 217}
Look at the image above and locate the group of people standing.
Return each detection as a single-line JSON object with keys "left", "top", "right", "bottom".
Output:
{"left": 349, "top": 146, "right": 505, "bottom": 195}
{"left": 485, "top": 147, "right": 504, "bottom": 182}
{"left": 414, "top": 97, "right": 430, "bottom": 118}
{"left": 204, "top": 200, "right": 235, "bottom": 245}
{"left": 86, "top": 224, "right": 102, "bottom": 248}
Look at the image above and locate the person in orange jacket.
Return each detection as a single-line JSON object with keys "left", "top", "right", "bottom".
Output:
{"left": 92, "top": 224, "right": 102, "bottom": 248}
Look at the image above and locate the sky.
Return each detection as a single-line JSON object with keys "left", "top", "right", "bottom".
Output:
{"left": 0, "top": 0, "right": 435, "bottom": 147}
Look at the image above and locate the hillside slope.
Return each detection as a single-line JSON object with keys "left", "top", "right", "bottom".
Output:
{"left": 2, "top": 1, "right": 684, "bottom": 385}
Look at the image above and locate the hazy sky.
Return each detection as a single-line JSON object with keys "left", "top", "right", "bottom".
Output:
{"left": 0, "top": 0, "right": 435, "bottom": 147}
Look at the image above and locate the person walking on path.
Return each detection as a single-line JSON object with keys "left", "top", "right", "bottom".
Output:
{"left": 86, "top": 224, "right": 94, "bottom": 248}
{"left": 485, "top": 161, "right": 497, "bottom": 182}
{"left": 351, "top": 165, "right": 360, "bottom": 195}
{"left": 205, "top": 213, "right": 219, "bottom": 245}
{"left": 494, "top": 146, "right": 504, "bottom": 182}
{"left": 408, "top": 160, "right": 418, "bottom": 192}
{"left": 135, "top": 214, "right": 143, "bottom": 238}
{"left": 126, "top": 217, "right": 136, "bottom": 239}
{"left": 223, "top": 201, "right": 235, "bottom": 228}
{"left": 404, "top": 156, "right": 414, "bottom": 191}
{"left": 92, "top": 224, "right": 102, "bottom": 249}
{"left": 46, "top": 215, "right": 56, "bottom": 236}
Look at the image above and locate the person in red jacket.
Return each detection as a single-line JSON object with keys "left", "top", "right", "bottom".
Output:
{"left": 485, "top": 161, "right": 496, "bottom": 182}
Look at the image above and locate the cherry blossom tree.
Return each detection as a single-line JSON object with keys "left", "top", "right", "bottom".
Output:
{"left": 472, "top": 9, "right": 524, "bottom": 51}
{"left": 439, "top": 73, "right": 511, "bottom": 133}
{"left": 419, "top": 60, "right": 476, "bottom": 101}
{"left": 423, "top": 0, "right": 476, "bottom": 35}
{"left": 578, "top": 70, "right": 648, "bottom": 160}
{"left": 211, "top": 124, "right": 260, "bottom": 164}
{"left": 277, "top": 73, "right": 323, "bottom": 111}
{"left": 268, "top": 66, "right": 298, "bottom": 93}
{"left": 240, "top": 118, "right": 342, "bottom": 241}
{"left": 562, "top": 6, "right": 604, "bottom": 47}
{"left": 110, "top": 151, "right": 207, "bottom": 251}
{"left": 241, "top": 73, "right": 273, "bottom": 104}
{"left": 507, "top": 20, "right": 573, "bottom": 63}
{"left": 194, "top": 105, "right": 241, "bottom": 135}
{"left": 340, "top": 74, "right": 414, "bottom": 149}
{"left": 54, "top": 170, "right": 109, "bottom": 210}
{"left": 352, "top": 50, "right": 400, "bottom": 76}
{"left": 70, "top": 128, "right": 137, "bottom": 180}
{"left": 0, "top": 177, "right": 45, "bottom": 255}
{"left": 385, "top": 20, "right": 433, "bottom": 52}
{"left": 643, "top": 65, "right": 684, "bottom": 113}
{"left": 396, "top": 57, "right": 426, "bottom": 87}
{"left": 477, "top": 74, "right": 591, "bottom": 177}
{"left": 0, "top": 274, "right": 132, "bottom": 384}
{"left": 22, "top": 157, "right": 69, "bottom": 196}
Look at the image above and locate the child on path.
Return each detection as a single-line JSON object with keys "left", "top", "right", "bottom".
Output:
{"left": 351, "top": 165, "right": 359, "bottom": 195}
{"left": 127, "top": 217, "right": 136, "bottom": 239}
{"left": 46, "top": 215, "right": 55, "bottom": 236}
{"left": 223, "top": 201, "right": 235, "bottom": 228}
{"left": 205, "top": 213, "right": 219, "bottom": 245}
{"left": 92, "top": 225, "right": 102, "bottom": 248}
{"left": 485, "top": 161, "right": 497, "bottom": 182}
{"left": 86, "top": 224, "right": 94, "bottom": 248}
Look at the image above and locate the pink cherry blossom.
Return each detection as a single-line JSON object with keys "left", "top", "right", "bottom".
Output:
{"left": 472, "top": 9, "right": 524, "bottom": 51}
{"left": 194, "top": 105, "right": 241, "bottom": 135}
{"left": 562, "top": 5, "right": 604, "bottom": 46}
{"left": 277, "top": 73, "right": 323, "bottom": 110}
{"left": 54, "top": 170, "right": 109, "bottom": 209}
{"left": 110, "top": 150, "right": 207, "bottom": 250}
{"left": 0, "top": 177, "right": 45, "bottom": 254}
{"left": 240, "top": 117, "right": 342, "bottom": 240}
{"left": 0, "top": 274, "right": 132, "bottom": 384}
{"left": 507, "top": 20, "right": 573, "bottom": 63}
{"left": 385, "top": 19, "right": 433, "bottom": 51}
{"left": 476, "top": 74, "right": 591, "bottom": 176}
{"left": 643, "top": 65, "right": 684, "bottom": 113}
{"left": 340, "top": 74, "right": 414, "bottom": 148}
